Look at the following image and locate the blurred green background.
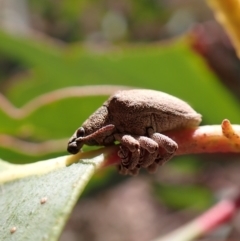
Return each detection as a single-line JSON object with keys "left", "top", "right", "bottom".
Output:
{"left": 1, "top": 0, "right": 240, "bottom": 240}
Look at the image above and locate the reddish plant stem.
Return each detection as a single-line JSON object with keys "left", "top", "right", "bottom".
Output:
{"left": 155, "top": 194, "right": 240, "bottom": 241}
{"left": 168, "top": 119, "right": 240, "bottom": 155}
{"left": 197, "top": 194, "right": 240, "bottom": 233}
{"left": 104, "top": 119, "right": 240, "bottom": 167}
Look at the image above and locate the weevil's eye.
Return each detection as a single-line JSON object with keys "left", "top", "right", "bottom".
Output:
{"left": 76, "top": 127, "right": 85, "bottom": 138}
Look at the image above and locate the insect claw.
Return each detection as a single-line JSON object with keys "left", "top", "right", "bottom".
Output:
{"left": 147, "top": 162, "right": 158, "bottom": 173}
{"left": 129, "top": 167, "right": 140, "bottom": 176}
{"left": 118, "top": 164, "right": 129, "bottom": 175}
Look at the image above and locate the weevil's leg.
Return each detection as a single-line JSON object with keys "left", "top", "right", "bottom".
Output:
{"left": 118, "top": 145, "right": 130, "bottom": 167}
{"left": 148, "top": 129, "right": 178, "bottom": 153}
{"left": 118, "top": 146, "right": 134, "bottom": 175}
{"left": 128, "top": 167, "right": 140, "bottom": 176}
{"left": 136, "top": 136, "right": 159, "bottom": 168}
{"left": 140, "top": 150, "right": 159, "bottom": 168}
{"left": 118, "top": 146, "right": 140, "bottom": 175}
{"left": 147, "top": 128, "right": 178, "bottom": 164}
{"left": 155, "top": 151, "right": 175, "bottom": 166}
{"left": 136, "top": 136, "right": 158, "bottom": 153}
{"left": 118, "top": 165, "right": 139, "bottom": 176}
{"left": 114, "top": 134, "right": 140, "bottom": 170}
{"left": 147, "top": 162, "right": 158, "bottom": 173}
{"left": 138, "top": 148, "right": 146, "bottom": 166}
{"left": 75, "top": 124, "right": 116, "bottom": 145}
{"left": 118, "top": 164, "right": 130, "bottom": 175}
{"left": 127, "top": 147, "right": 140, "bottom": 170}
{"left": 114, "top": 134, "right": 140, "bottom": 152}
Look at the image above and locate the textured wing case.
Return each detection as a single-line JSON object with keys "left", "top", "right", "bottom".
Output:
{"left": 105, "top": 89, "right": 201, "bottom": 135}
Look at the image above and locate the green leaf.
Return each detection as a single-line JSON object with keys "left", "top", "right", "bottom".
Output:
{"left": 0, "top": 147, "right": 114, "bottom": 241}
{"left": 0, "top": 31, "right": 240, "bottom": 162}
{"left": 153, "top": 183, "right": 213, "bottom": 211}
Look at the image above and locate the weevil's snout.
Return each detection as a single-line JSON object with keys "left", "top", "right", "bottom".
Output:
{"left": 67, "top": 141, "right": 80, "bottom": 154}
{"left": 67, "top": 127, "right": 85, "bottom": 154}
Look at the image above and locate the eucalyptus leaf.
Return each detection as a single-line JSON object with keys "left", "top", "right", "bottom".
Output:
{"left": 0, "top": 147, "right": 114, "bottom": 241}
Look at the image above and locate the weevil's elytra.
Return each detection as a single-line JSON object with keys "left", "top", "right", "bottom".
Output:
{"left": 67, "top": 89, "right": 202, "bottom": 175}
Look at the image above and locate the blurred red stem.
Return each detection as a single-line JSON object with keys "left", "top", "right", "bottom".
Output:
{"left": 105, "top": 119, "right": 240, "bottom": 166}
{"left": 197, "top": 194, "right": 240, "bottom": 233}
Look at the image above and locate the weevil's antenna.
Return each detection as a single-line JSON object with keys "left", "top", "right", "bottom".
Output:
{"left": 75, "top": 124, "right": 115, "bottom": 143}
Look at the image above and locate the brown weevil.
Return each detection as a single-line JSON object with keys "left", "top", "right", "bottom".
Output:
{"left": 67, "top": 89, "right": 202, "bottom": 175}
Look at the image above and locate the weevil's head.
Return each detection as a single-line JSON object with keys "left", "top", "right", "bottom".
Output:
{"left": 67, "top": 126, "right": 88, "bottom": 154}
{"left": 67, "top": 105, "right": 113, "bottom": 154}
